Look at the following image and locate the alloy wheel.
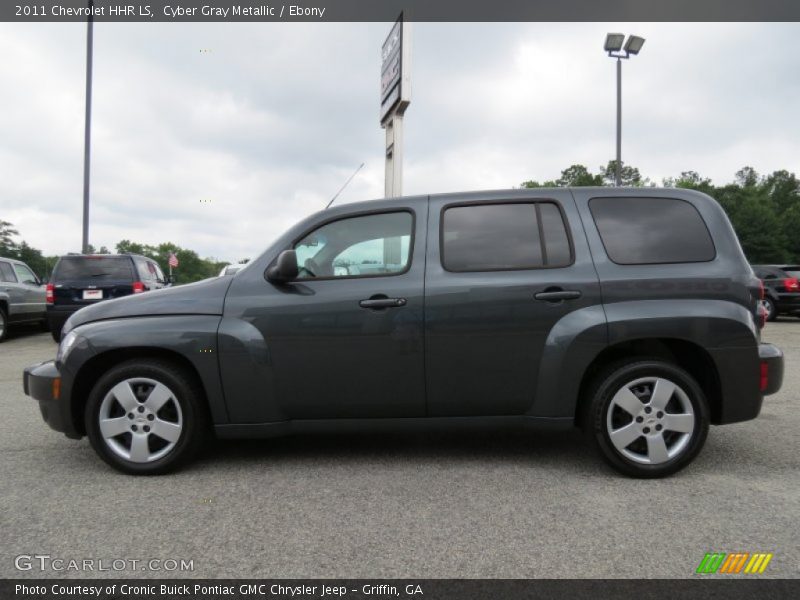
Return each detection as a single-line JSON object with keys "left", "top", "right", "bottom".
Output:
{"left": 98, "top": 377, "right": 183, "bottom": 463}
{"left": 605, "top": 376, "right": 695, "bottom": 465}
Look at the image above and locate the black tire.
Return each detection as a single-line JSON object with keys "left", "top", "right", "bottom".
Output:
{"left": 51, "top": 329, "right": 61, "bottom": 343}
{"left": 582, "top": 360, "right": 709, "bottom": 478}
{"left": 763, "top": 298, "right": 777, "bottom": 322}
{"left": 39, "top": 319, "right": 50, "bottom": 332}
{"left": 0, "top": 306, "right": 7, "bottom": 343}
{"left": 85, "top": 359, "right": 209, "bottom": 475}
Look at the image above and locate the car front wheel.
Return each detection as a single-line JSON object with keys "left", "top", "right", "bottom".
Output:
{"left": 584, "top": 360, "right": 709, "bottom": 478}
{"left": 85, "top": 360, "right": 208, "bottom": 475}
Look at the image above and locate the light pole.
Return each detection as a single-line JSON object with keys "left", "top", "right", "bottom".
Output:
{"left": 604, "top": 33, "right": 645, "bottom": 187}
{"left": 81, "top": 0, "right": 95, "bottom": 253}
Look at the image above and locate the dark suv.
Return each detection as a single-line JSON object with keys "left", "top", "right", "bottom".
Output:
{"left": 46, "top": 253, "right": 168, "bottom": 342}
{"left": 24, "top": 189, "right": 783, "bottom": 477}
{"left": 752, "top": 265, "right": 800, "bottom": 321}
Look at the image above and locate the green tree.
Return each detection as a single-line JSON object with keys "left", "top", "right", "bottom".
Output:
{"left": 0, "top": 220, "right": 19, "bottom": 256}
{"left": 116, "top": 240, "right": 153, "bottom": 256}
{"left": 735, "top": 166, "right": 760, "bottom": 188}
{"left": 556, "top": 164, "right": 604, "bottom": 187}
{"left": 732, "top": 193, "right": 788, "bottom": 263}
{"left": 763, "top": 169, "right": 800, "bottom": 213}
{"left": 520, "top": 178, "right": 557, "bottom": 188}
{"left": 664, "top": 171, "right": 715, "bottom": 195}
{"left": 781, "top": 204, "right": 800, "bottom": 260}
{"left": 600, "top": 160, "right": 648, "bottom": 187}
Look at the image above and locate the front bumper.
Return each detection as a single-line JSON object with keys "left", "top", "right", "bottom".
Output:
{"left": 759, "top": 342, "right": 783, "bottom": 396}
{"left": 23, "top": 361, "right": 81, "bottom": 438}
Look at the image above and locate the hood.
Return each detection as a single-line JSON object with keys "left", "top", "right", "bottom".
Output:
{"left": 64, "top": 276, "right": 233, "bottom": 333}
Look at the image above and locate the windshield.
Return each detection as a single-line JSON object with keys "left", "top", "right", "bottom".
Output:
{"left": 54, "top": 256, "right": 134, "bottom": 280}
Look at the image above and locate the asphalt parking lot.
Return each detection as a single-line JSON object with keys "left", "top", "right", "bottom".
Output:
{"left": 1, "top": 321, "right": 798, "bottom": 579}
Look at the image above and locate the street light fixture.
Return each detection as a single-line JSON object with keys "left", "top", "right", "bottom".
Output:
{"left": 605, "top": 33, "right": 645, "bottom": 186}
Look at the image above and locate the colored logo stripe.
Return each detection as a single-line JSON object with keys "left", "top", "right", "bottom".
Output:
{"left": 696, "top": 552, "right": 773, "bottom": 574}
{"left": 697, "top": 553, "right": 726, "bottom": 574}
{"left": 745, "top": 553, "right": 773, "bottom": 574}
{"left": 719, "top": 553, "right": 749, "bottom": 573}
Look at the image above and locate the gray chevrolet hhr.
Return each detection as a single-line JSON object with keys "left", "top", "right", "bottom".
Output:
{"left": 24, "top": 188, "right": 783, "bottom": 477}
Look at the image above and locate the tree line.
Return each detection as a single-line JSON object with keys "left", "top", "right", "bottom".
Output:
{"left": 522, "top": 161, "right": 799, "bottom": 264}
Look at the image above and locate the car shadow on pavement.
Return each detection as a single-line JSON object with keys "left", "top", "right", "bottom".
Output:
{"left": 195, "top": 428, "right": 601, "bottom": 475}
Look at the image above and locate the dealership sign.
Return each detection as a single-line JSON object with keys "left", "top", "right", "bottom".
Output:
{"left": 380, "top": 13, "right": 411, "bottom": 123}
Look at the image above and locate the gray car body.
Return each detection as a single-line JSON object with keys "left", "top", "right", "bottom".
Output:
{"left": 0, "top": 256, "right": 46, "bottom": 324}
{"left": 27, "top": 187, "right": 775, "bottom": 439}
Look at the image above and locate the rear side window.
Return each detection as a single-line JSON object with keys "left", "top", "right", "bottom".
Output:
{"left": 151, "top": 262, "right": 166, "bottom": 282}
{"left": 134, "top": 257, "right": 155, "bottom": 281}
{"left": 441, "top": 202, "right": 572, "bottom": 272}
{"left": 13, "top": 263, "right": 37, "bottom": 284}
{"left": 0, "top": 262, "right": 16, "bottom": 282}
{"left": 589, "top": 197, "right": 715, "bottom": 265}
{"left": 54, "top": 257, "right": 134, "bottom": 280}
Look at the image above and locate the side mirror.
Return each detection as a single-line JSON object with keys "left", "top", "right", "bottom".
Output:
{"left": 267, "top": 250, "right": 299, "bottom": 283}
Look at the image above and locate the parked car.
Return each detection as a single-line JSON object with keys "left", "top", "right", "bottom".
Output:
{"left": 0, "top": 256, "right": 47, "bottom": 342}
{"left": 24, "top": 188, "right": 783, "bottom": 477}
{"left": 46, "top": 254, "right": 169, "bottom": 342}
{"left": 752, "top": 264, "right": 800, "bottom": 321}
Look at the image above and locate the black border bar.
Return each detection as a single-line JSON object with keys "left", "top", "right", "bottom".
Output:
{"left": 4, "top": 0, "right": 800, "bottom": 23}
{"left": 3, "top": 579, "right": 800, "bottom": 600}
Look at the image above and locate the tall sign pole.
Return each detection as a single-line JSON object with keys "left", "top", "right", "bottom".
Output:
{"left": 81, "top": 1, "right": 94, "bottom": 254}
{"left": 380, "top": 14, "right": 411, "bottom": 265}
{"left": 380, "top": 13, "right": 411, "bottom": 198}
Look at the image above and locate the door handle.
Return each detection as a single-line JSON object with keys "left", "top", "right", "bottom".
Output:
{"left": 534, "top": 289, "right": 582, "bottom": 302}
{"left": 359, "top": 297, "right": 407, "bottom": 309}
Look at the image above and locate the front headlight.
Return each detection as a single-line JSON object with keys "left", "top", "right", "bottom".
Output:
{"left": 56, "top": 330, "right": 80, "bottom": 364}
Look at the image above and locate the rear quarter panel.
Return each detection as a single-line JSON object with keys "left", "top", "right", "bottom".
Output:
{"left": 563, "top": 187, "right": 762, "bottom": 423}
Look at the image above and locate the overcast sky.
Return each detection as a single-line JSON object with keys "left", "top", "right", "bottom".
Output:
{"left": 1, "top": 22, "right": 798, "bottom": 262}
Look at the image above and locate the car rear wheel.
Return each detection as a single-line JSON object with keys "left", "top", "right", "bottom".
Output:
{"left": 0, "top": 306, "right": 7, "bottom": 342}
{"left": 583, "top": 360, "right": 709, "bottom": 478}
{"left": 85, "top": 360, "right": 208, "bottom": 475}
{"left": 763, "top": 298, "right": 777, "bottom": 322}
